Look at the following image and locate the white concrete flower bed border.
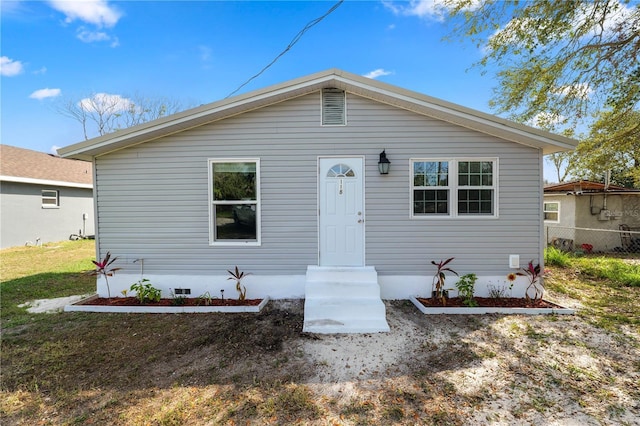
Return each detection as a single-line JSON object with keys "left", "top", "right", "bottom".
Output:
{"left": 64, "top": 295, "right": 270, "bottom": 313}
{"left": 409, "top": 296, "right": 575, "bottom": 315}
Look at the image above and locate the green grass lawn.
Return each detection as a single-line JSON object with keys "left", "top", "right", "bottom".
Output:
{"left": 1, "top": 240, "right": 96, "bottom": 327}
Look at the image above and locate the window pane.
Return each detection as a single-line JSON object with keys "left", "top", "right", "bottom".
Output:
{"left": 414, "top": 161, "right": 448, "bottom": 187}
{"left": 544, "top": 212, "right": 559, "bottom": 221}
{"left": 215, "top": 204, "right": 257, "bottom": 240}
{"left": 414, "top": 189, "right": 448, "bottom": 214}
{"left": 328, "top": 163, "right": 355, "bottom": 178}
{"left": 458, "top": 189, "right": 493, "bottom": 214}
{"left": 212, "top": 162, "right": 256, "bottom": 201}
{"left": 459, "top": 161, "right": 493, "bottom": 188}
{"left": 544, "top": 202, "right": 559, "bottom": 212}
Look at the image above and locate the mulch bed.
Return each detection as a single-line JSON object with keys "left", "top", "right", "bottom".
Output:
{"left": 79, "top": 297, "right": 263, "bottom": 307}
{"left": 416, "top": 297, "right": 561, "bottom": 308}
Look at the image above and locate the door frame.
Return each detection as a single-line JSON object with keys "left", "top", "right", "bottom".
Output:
{"left": 317, "top": 155, "right": 366, "bottom": 266}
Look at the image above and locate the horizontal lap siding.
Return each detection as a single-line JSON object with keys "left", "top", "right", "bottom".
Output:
{"left": 95, "top": 93, "right": 541, "bottom": 276}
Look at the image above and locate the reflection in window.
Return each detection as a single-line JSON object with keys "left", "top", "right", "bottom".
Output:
{"left": 412, "top": 161, "right": 449, "bottom": 216}
{"left": 210, "top": 160, "right": 260, "bottom": 244}
{"left": 411, "top": 159, "right": 497, "bottom": 217}
{"left": 544, "top": 202, "right": 560, "bottom": 222}
{"left": 42, "top": 190, "right": 59, "bottom": 208}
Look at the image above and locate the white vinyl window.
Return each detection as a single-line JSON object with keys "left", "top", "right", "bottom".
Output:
{"left": 208, "top": 159, "right": 260, "bottom": 245}
{"left": 544, "top": 201, "right": 560, "bottom": 222}
{"left": 411, "top": 159, "right": 498, "bottom": 218}
{"left": 42, "top": 190, "right": 59, "bottom": 208}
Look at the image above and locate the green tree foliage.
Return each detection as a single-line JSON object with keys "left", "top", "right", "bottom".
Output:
{"left": 444, "top": 0, "right": 639, "bottom": 186}
{"left": 575, "top": 110, "right": 640, "bottom": 187}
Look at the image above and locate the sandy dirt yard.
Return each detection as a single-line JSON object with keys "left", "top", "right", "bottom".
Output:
{"left": 295, "top": 299, "right": 639, "bottom": 425}
{"left": 2, "top": 297, "right": 638, "bottom": 425}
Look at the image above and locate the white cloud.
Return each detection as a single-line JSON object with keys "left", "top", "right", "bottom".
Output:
{"left": 383, "top": 0, "right": 445, "bottom": 21}
{"left": 529, "top": 112, "right": 566, "bottom": 129}
{"left": 363, "top": 69, "right": 394, "bottom": 79}
{"left": 51, "top": 145, "right": 62, "bottom": 155}
{"left": 30, "top": 88, "right": 62, "bottom": 100}
{"left": 198, "top": 45, "right": 213, "bottom": 62}
{"left": 78, "top": 93, "right": 133, "bottom": 113}
{"left": 76, "top": 27, "right": 119, "bottom": 46}
{"left": 1, "top": 56, "right": 24, "bottom": 77}
{"left": 486, "top": 0, "right": 635, "bottom": 54}
{"left": 33, "top": 67, "right": 48, "bottom": 75}
{"left": 554, "top": 83, "right": 593, "bottom": 100}
{"left": 48, "top": 0, "right": 122, "bottom": 28}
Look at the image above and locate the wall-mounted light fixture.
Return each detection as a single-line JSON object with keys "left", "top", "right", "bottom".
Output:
{"left": 378, "top": 150, "right": 390, "bottom": 175}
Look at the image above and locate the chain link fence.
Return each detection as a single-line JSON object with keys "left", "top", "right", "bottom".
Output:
{"left": 545, "top": 225, "right": 640, "bottom": 256}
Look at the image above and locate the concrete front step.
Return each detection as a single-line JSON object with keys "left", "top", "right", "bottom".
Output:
{"left": 306, "top": 265, "right": 378, "bottom": 283}
{"left": 303, "top": 265, "right": 390, "bottom": 334}
{"left": 303, "top": 298, "right": 387, "bottom": 321}
{"left": 305, "top": 281, "right": 381, "bottom": 299}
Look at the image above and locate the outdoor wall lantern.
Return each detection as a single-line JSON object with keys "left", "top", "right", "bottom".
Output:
{"left": 378, "top": 150, "right": 391, "bottom": 175}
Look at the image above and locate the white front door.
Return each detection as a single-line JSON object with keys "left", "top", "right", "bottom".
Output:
{"left": 319, "top": 157, "right": 364, "bottom": 266}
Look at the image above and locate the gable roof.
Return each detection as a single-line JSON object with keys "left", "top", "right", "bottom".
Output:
{"left": 0, "top": 145, "right": 93, "bottom": 188}
{"left": 544, "top": 180, "right": 639, "bottom": 194}
{"left": 58, "top": 69, "right": 578, "bottom": 161}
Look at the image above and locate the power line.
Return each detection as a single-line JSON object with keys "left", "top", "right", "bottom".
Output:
{"left": 226, "top": 0, "right": 344, "bottom": 99}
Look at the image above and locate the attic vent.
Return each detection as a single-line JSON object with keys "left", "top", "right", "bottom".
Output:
{"left": 322, "top": 88, "right": 346, "bottom": 125}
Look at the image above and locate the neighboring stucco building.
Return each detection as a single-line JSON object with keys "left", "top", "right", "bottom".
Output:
{"left": 0, "top": 145, "right": 94, "bottom": 249}
{"left": 59, "top": 69, "right": 577, "bottom": 332}
{"left": 544, "top": 180, "right": 640, "bottom": 253}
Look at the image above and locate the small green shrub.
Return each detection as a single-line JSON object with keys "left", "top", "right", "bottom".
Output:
{"left": 130, "top": 278, "right": 161, "bottom": 303}
{"left": 544, "top": 246, "right": 572, "bottom": 267}
{"left": 455, "top": 273, "right": 478, "bottom": 307}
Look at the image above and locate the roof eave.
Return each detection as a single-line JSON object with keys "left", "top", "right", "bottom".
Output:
{"left": 58, "top": 68, "right": 578, "bottom": 160}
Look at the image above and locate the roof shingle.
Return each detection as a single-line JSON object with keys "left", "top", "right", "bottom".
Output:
{"left": 0, "top": 145, "right": 92, "bottom": 185}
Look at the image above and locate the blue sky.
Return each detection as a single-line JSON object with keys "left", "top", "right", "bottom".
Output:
{"left": 2, "top": 1, "right": 497, "bottom": 150}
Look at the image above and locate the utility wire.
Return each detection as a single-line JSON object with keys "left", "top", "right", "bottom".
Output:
{"left": 226, "top": 0, "right": 344, "bottom": 98}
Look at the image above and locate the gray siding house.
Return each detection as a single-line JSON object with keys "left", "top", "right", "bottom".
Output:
{"left": 59, "top": 70, "right": 576, "bottom": 331}
{"left": 0, "top": 145, "right": 94, "bottom": 249}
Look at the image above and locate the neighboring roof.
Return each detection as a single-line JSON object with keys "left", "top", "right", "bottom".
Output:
{"left": 58, "top": 69, "right": 578, "bottom": 161}
{"left": 544, "top": 180, "right": 639, "bottom": 194}
{"left": 0, "top": 145, "right": 93, "bottom": 188}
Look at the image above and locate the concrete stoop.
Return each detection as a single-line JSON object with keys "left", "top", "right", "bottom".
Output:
{"left": 303, "top": 266, "right": 390, "bottom": 334}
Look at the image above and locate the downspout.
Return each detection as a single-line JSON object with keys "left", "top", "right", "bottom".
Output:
{"left": 603, "top": 170, "right": 610, "bottom": 211}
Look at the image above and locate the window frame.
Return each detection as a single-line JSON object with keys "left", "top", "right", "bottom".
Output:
{"left": 410, "top": 158, "right": 498, "bottom": 219}
{"left": 543, "top": 201, "right": 560, "bottom": 223}
{"left": 208, "top": 158, "right": 261, "bottom": 246}
{"left": 42, "top": 189, "right": 60, "bottom": 208}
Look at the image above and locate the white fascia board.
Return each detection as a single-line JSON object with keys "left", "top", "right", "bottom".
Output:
{"left": 58, "top": 75, "right": 336, "bottom": 160}
{"left": 0, "top": 175, "right": 93, "bottom": 189}
{"left": 334, "top": 76, "right": 577, "bottom": 152}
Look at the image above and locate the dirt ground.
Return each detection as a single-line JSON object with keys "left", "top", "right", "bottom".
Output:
{"left": 2, "top": 298, "right": 639, "bottom": 425}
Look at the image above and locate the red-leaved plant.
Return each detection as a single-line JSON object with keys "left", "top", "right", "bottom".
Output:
{"left": 517, "top": 260, "right": 544, "bottom": 302}
{"left": 227, "top": 266, "right": 250, "bottom": 301}
{"left": 86, "top": 251, "right": 121, "bottom": 300}
{"left": 431, "top": 257, "right": 458, "bottom": 306}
